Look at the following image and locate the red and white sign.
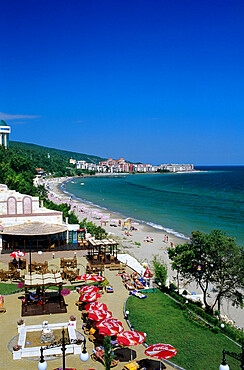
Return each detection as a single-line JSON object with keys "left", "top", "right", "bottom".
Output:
{"left": 143, "top": 266, "right": 153, "bottom": 279}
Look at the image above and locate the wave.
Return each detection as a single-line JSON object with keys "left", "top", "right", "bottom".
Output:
{"left": 145, "top": 222, "right": 189, "bottom": 240}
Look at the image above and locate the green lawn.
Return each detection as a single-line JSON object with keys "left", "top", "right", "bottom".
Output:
{"left": 0, "top": 283, "right": 21, "bottom": 295}
{"left": 126, "top": 292, "right": 241, "bottom": 370}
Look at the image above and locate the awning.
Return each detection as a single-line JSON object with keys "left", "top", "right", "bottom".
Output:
{"left": 24, "top": 272, "right": 63, "bottom": 287}
{"left": 2, "top": 222, "right": 68, "bottom": 236}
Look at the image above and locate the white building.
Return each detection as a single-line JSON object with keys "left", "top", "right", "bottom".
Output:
{"left": 0, "top": 184, "right": 79, "bottom": 252}
{"left": 0, "top": 120, "right": 11, "bottom": 148}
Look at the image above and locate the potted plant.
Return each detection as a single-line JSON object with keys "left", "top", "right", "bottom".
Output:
{"left": 13, "top": 345, "right": 22, "bottom": 351}
{"left": 13, "top": 345, "right": 22, "bottom": 360}
{"left": 69, "top": 315, "right": 76, "bottom": 328}
{"left": 17, "top": 318, "right": 25, "bottom": 333}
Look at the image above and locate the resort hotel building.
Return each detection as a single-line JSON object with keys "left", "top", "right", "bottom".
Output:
{"left": 0, "top": 120, "right": 11, "bottom": 148}
{"left": 0, "top": 184, "right": 83, "bottom": 252}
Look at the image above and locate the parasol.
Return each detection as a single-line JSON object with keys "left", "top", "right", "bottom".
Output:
{"left": 145, "top": 343, "right": 177, "bottom": 370}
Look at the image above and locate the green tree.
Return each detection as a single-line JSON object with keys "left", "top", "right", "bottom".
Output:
{"left": 103, "top": 336, "right": 115, "bottom": 370}
{"left": 153, "top": 255, "right": 167, "bottom": 287}
{"left": 168, "top": 230, "right": 244, "bottom": 314}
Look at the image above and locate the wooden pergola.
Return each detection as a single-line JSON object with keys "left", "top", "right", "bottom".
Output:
{"left": 22, "top": 272, "right": 67, "bottom": 316}
{"left": 87, "top": 238, "right": 119, "bottom": 264}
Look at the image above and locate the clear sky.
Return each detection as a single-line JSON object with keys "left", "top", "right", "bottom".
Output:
{"left": 1, "top": 0, "right": 243, "bottom": 165}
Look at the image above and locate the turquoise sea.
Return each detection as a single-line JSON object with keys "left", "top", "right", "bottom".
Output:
{"left": 62, "top": 166, "right": 244, "bottom": 246}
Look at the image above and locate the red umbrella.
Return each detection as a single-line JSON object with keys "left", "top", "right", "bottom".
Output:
{"left": 79, "top": 292, "right": 102, "bottom": 302}
{"left": 96, "top": 318, "right": 124, "bottom": 336}
{"left": 88, "top": 309, "right": 112, "bottom": 322}
{"left": 117, "top": 331, "right": 146, "bottom": 361}
{"left": 79, "top": 285, "right": 99, "bottom": 294}
{"left": 91, "top": 275, "right": 105, "bottom": 282}
{"left": 76, "top": 274, "right": 94, "bottom": 281}
{"left": 143, "top": 267, "right": 153, "bottom": 279}
{"left": 145, "top": 343, "right": 177, "bottom": 369}
{"left": 117, "top": 331, "right": 146, "bottom": 346}
{"left": 85, "top": 302, "right": 108, "bottom": 312}
{"left": 10, "top": 251, "right": 26, "bottom": 258}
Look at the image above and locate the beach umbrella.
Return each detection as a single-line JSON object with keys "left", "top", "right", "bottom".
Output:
{"left": 76, "top": 274, "right": 94, "bottom": 281}
{"left": 79, "top": 285, "right": 99, "bottom": 294}
{"left": 117, "top": 331, "right": 146, "bottom": 346}
{"left": 96, "top": 318, "right": 124, "bottom": 336}
{"left": 91, "top": 275, "right": 105, "bottom": 282}
{"left": 79, "top": 292, "right": 102, "bottom": 303}
{"left": 88, "top": 309, "right": 112, "bottom": 322}
{"left": 10, "top": 251, "right": 26, "bottom": 258}
{"left": 117, "top": 331, "right": 146, "bottom": 361}
{"left": 85, "top": 301, "right": 108, "bottom": 312}
{"left": 143, "top": 267, "right": 153, "bottom": 279}
{"left": 145, "top": 343, "right": 177, "bottom": 370}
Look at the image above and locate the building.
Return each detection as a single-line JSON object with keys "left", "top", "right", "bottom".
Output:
{"left": 0, "top": 184, "right": 81, "bottom": 252}
{"left": 0, "top": 120, "right": 11, "bottom": 148}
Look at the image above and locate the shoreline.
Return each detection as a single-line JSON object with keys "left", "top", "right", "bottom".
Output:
{"left": 44, "top": 176, "right": 244, "bottom": 329}
{"left": 60, "top": 176, "right": 190, "bottom": 241}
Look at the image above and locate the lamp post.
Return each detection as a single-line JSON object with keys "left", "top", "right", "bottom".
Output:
{"left": 37, "top": 347, "right": 47, "bottom": 370}
{"left": 38, "top": 328, "right": 89, "bottom": 369}
{"left": 219, "top": 345, "right": 244, "bottom": 369}
{"left": 125, "top": 310, "right": 129, "bottom": 320}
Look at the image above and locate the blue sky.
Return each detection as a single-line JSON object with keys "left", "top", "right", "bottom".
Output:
{"left": 1, "top": 0, "right": 243, "bottom": 165}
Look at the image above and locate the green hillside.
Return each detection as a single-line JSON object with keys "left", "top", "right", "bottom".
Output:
{"left": 10, "top": 141, "right": 106, "bottom": 176}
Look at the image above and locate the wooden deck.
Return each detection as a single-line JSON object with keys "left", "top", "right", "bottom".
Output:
{"left": 22, "top": 295, "right": 67, "bottom": 317}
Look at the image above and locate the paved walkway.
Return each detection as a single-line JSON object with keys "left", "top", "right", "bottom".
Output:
{"left": 0, "top": 255, "right": 175, "bottom": 370}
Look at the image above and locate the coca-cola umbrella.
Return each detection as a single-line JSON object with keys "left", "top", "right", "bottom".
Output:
{"left": 143, "top": 267, "right": 153, "bottom": 279}
{"left": 88, "top": 309, "right": 112, "bottom": 322}
{"left": 91, "top": 275, "right": 105, "bottom": 282}
{"left": 145, "top": 343, "right": 177, "bottom": 370}
{"left": 10, "top": 251, "right": 26, "bottom": 258}
{"left": 117, "top": 331, "right": 146, "bottom": 361}
{"left": 76, "top": 274, "right": 94, "bottom": 281}
{"left": 79, "top": 285, "right": 99, "bottom": 294}
{"left": 96, "top": 318, "right": 124, "bottom": 336}
{"left": 79, "top": 291, "right": 102, "bottom": 303}
{"left": 85, "top": 301, "right": 108, "bottom": 312}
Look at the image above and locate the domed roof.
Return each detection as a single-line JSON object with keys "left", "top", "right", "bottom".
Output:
{"left": 0, "top": 120, "right": 8, "bottom": 126}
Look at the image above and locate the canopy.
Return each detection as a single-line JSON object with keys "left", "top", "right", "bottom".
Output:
{"left": 96, "top": 318, "right": 124, "bottom": 336}
{"left": 2, "top": 222, "right": 67, "bottom": 236}
{"left": 24, "top": 272, "right": 62, "bottom": 287}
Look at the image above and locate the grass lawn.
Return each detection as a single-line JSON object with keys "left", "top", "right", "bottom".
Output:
{"left": 126, "top": 292, "right": 241, "bottom": 370}
{"left": 0, "top": 283, "right": 21, "bottom": 295}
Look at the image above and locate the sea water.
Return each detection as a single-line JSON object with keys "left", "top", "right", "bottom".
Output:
{"left": 62, "top": 166, "right": 244, "bottom": 246}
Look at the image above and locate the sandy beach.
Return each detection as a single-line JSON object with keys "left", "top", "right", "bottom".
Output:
{"left": 45, "top": 176, "right": 244, "bottom": 329}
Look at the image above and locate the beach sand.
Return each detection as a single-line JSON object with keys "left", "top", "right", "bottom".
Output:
{"left": 46, "top": 177, "right": 244, "bottom": 329}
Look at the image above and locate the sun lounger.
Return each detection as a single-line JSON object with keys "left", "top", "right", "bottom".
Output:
{"left": 134, "top": 280, "right": 145, "bottom": 289}
{"left": 105, "top": 285, "right": 114, "bottom": 293}
{"left": 123, "top": 362, "right": 139, "bottom": 370}
{"left": 125, "top": 282, "right": 135, "bottom": 290}
{"left": 129, "top": 290, "right": 147, "bottom": 299}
